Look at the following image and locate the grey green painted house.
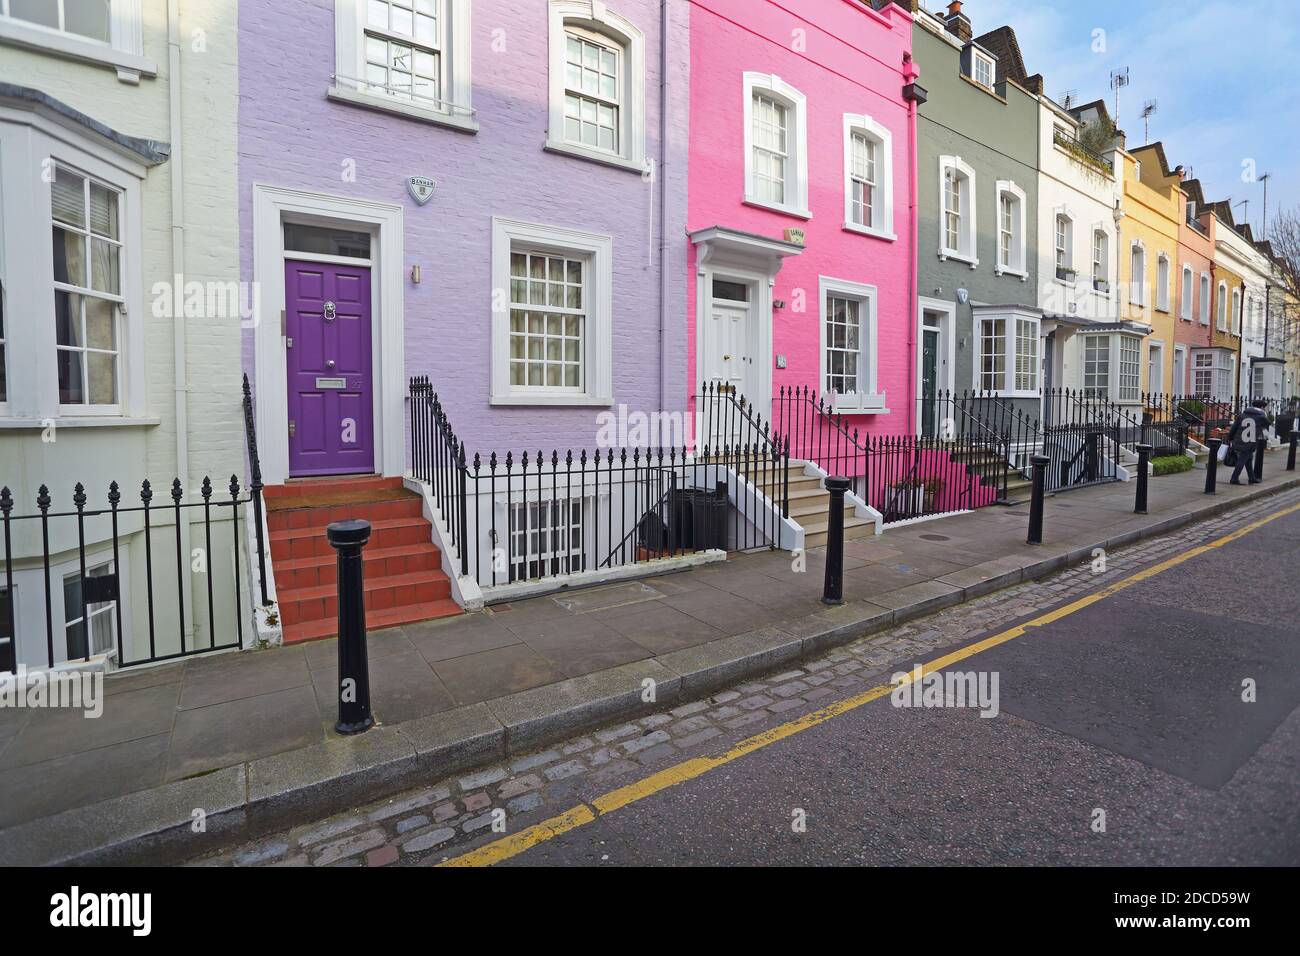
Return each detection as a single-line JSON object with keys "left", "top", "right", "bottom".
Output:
{"left": 912, "top": 2, "right": 1042, "bottom": 433}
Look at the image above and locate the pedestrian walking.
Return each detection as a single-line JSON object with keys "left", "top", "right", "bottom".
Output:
{"left": 1227, "top": 399, "right": 1269, "bottom": 485}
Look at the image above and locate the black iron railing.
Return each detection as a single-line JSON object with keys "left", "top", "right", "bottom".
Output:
{"left": 242, "top": 373, "right": 270, "bottom": 606}
{"left": 410, "top": 378, "right": 789, "bottom": 590}
{"left": 0, "top": 477, "right": 249, "bottom": 673}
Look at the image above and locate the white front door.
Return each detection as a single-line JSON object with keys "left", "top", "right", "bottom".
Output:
{"left": 1148, "top": 343, "right": 1163, "bottom": 394}
{"left": 700, "top": 279, "right": 757, "bottom": 447}
{"left": 1173, "top": 347, "right": 1186, "bottom": 395}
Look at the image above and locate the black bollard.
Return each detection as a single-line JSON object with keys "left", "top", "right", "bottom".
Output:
{"left": 821, "top": 476, "right": 851, "bottom": 606}
{"left": 1253, "top": 438, "right": 1266, "bottom": 483}
{"left": 329, "top": 519, "right": 374, "bottom": 735}
{"left": 1289, "top": 432, "right": 1298, "bottom": 472}
{"left": 1205, "top": 438, "right": 1221, "bottom": 494}
{"left": 1026, "top": 454, "right": 1049, "bottom": 545}
{"left": 1134, "top": 443, "right": 1152, "bottom": 515}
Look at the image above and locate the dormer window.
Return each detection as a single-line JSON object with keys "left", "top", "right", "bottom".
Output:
{"left": 971, "top": 49, "right": 996, "bottom": 89}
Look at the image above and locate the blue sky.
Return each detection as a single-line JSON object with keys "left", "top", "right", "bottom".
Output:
{"left": 963, "top": 0, "right": 1300, "bottom": 239}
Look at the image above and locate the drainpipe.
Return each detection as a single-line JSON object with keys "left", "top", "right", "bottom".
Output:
{"left": 904, "top": 53, "right": 920, "bottom": 434}
{"left": 657, "top": 0, "right": 671, "bottom": 415}
{"left": 168, "top": 0, "right": 194, "bottom": 641}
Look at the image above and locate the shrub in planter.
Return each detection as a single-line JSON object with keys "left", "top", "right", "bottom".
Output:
{"left": 1150, "top": 454, "right": 1193, "bottom": 476}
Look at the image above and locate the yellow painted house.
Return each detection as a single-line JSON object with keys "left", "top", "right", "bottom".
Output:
{"left": 1118, "top": 144, "right": 1183, "bottom": 394}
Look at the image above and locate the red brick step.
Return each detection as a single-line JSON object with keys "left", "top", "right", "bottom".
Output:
{"left": 262, "top": 476, "right": 460, "bottom": 642}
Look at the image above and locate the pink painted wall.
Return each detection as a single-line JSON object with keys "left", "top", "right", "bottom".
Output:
{"left": 686, "top": 0, "right": 916, "bottom": 436}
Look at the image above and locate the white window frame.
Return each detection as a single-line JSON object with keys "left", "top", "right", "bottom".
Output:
{"left": 818, "top": 276, "right": 884, "bottom": 414}
{"left": 51, "top": 161, "right": 125, "bottom": 414}
{"left": 62, "top": 560, "right": 118, "bottom": 661}
{"left": 1180, "top": 265, "right": 1194, "bottom": 320}
{"left": 971, "top": 49, "right": 996, "bottom": 89}
{"left": 937, "top": 155, "right": 977, "bottom": 267}
{"left": 994, "top": 180, "right": 1026, "bottom": 278}
{"left": 743, "top": 73, "right": 810, "bottom": 219}
{"left": 842, "top": 113, "right": 895, "bottom": 241}
{"left": 1216, "top": 280, "right": 1228, "bottom": 331}
{"left": 331, "top": 0, "right": 475, "bottom": 132}
{"left": 1092, "top": 229, "right": 1109, "bottom": 292}
{"left": 0, "top": 105, "right": 147, "bottom": 423}
{"left": 974, "top": 307, "right": 1039, "bottom": 397}
{"left": 490, "top": 217, "right": 613, "bottom": 407}
{"left": 1199, "top": 272, "right": 1211, "bottom": 325}
{"left": 1232, "top": 287, "right": 1242, "bottom": 335}
{"left": 1119, "top": 334, "right": 1141, "bottom": 402}
{"left": 1053, "top": 212, "right": 1074, "bottom": 281}
{"left": 1156, "top": 253, "right": 1171, "bottom": 312}
{"left": 0, "top": 0, "right": 154, "bottom": 83}
{"left": 546, "top": 1, "right": 646, "bottom": 172}
{"left": 1128, "top": 240, "right": 1146, "bottom": 307}
{"left": 1082, "top": 333, "right": 1111, "bottom": 397}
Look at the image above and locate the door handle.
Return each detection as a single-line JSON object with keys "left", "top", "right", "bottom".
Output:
{"left": 326, "top": 359, "right": 336, "bottom": 370}
{"left": 288, "top": 420, "right": 296, "bottom": 438}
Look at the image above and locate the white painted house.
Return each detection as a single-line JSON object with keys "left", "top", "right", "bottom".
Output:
{"left": 1035, "top": 98, "right": 1136, "bottom": 405}
{"left": 0, "top": 1, "right": 245, "bottom": 672}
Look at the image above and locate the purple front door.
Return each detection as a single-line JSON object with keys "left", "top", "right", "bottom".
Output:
{"left": 286, "top": 260, "right": 374, "bottom": 477}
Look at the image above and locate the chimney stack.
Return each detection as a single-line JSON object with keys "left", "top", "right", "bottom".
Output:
{"left": 945, "top": 0, "right": 973, "bottom": 43}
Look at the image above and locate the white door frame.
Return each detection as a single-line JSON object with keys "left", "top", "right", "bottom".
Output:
{"left": 1147, "top": 338, "right": 1165, "bottom": 394}
{"left": 916, "top": 296, "right": 956, "bottom": 434}
{"left": 252, "top": 184, "right": 405, "bottom": 485}
{"left": 1173, "top": 344, "right": 1187, "bottom": 395}
{"left": 695, "top": 264, "right": 771, "bottom": 414}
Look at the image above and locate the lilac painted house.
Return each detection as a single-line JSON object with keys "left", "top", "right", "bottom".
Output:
{"left": 240, "top": 0, "right": 692, "bottom": 628}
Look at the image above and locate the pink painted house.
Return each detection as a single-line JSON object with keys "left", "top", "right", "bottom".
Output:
{"left": 686, "top": 0, "right": 919, "bottom": 444}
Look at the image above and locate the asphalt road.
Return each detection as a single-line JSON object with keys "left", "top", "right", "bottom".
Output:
{"left": 490, "top": 507, "right": 1300, "bottom": 866}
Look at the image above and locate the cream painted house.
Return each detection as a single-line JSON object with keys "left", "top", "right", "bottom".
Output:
{"left": 0, "top": 1, "right": 244, "bottom": 672}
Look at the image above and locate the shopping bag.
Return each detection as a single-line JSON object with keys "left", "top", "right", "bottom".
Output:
{"left": 1224, "top": 447, "right": 1238, "bottom": 467}
{"left": 1217, "top": 442, "right": 1229, "bottom": 463}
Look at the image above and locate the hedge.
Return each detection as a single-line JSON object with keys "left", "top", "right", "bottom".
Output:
{"left": 1151, "top": 454, "right": 1194, "bottom": 476}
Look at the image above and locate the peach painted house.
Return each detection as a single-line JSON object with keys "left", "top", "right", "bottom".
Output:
{"left": 686, "top": 0, "right": 918, "bottom": 446}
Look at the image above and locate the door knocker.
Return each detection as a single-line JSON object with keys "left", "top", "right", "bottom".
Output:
{"left": 324, "top": 300, "right": 337, "bottom": 322}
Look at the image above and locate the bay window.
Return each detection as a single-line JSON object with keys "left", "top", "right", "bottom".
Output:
{"left": 1083, "top": 333, "right": 1147, "bottom": 402}
{"left": 1083, "top": 334, "right": 1109, "bottom": 397}
{"left": 843, "top": 114, "right": 894, "bottom": 239}
{"left": 744, "top": 74, "right": 808, "bottom": 217}
{"left": 976, "top": 307, "right": 1039, "bottom": 395}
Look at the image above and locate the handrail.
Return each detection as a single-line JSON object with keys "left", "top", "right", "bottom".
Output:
{"left": 241, "top": 373, "right": 269, "bottom": 606}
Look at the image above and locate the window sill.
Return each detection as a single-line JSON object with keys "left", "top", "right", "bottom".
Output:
{"left": 1154, "top": 307, "right": 1170, "bottom": 315}
{"left": 0, "top": 20, "right": 157, "bottom": 82}
{"left": 326, "top": 85, "right": 479, "bottom": 133}
{"left": 743, "top": 198, "right": 812, "bottom": 221}
{"left": 995, "top": 265, "right": 1028, "bottom": 281}
{"left": 983, "top": 391, "right": 1040, "bottom": 401}
{"left": 842, "top": 222, "right": 896, "bottom": 242}
{"left": 829, "top": 395, "right": 889, "bottom": 415}
{"left": 938, "top": 249, "right": 979, "bottom": 269}
{"left": 489, "top": 394, "right": 613, "bottom": 407}
{"left": 543, "top": 140, "right": 647, "bottom": 174}
{"left": 0, "top": 416, "right": 160, "bottom": 431}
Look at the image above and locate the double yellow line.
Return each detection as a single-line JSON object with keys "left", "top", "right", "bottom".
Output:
{"left": 440, "top": 499, "right": 1300, "bottom": 867}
